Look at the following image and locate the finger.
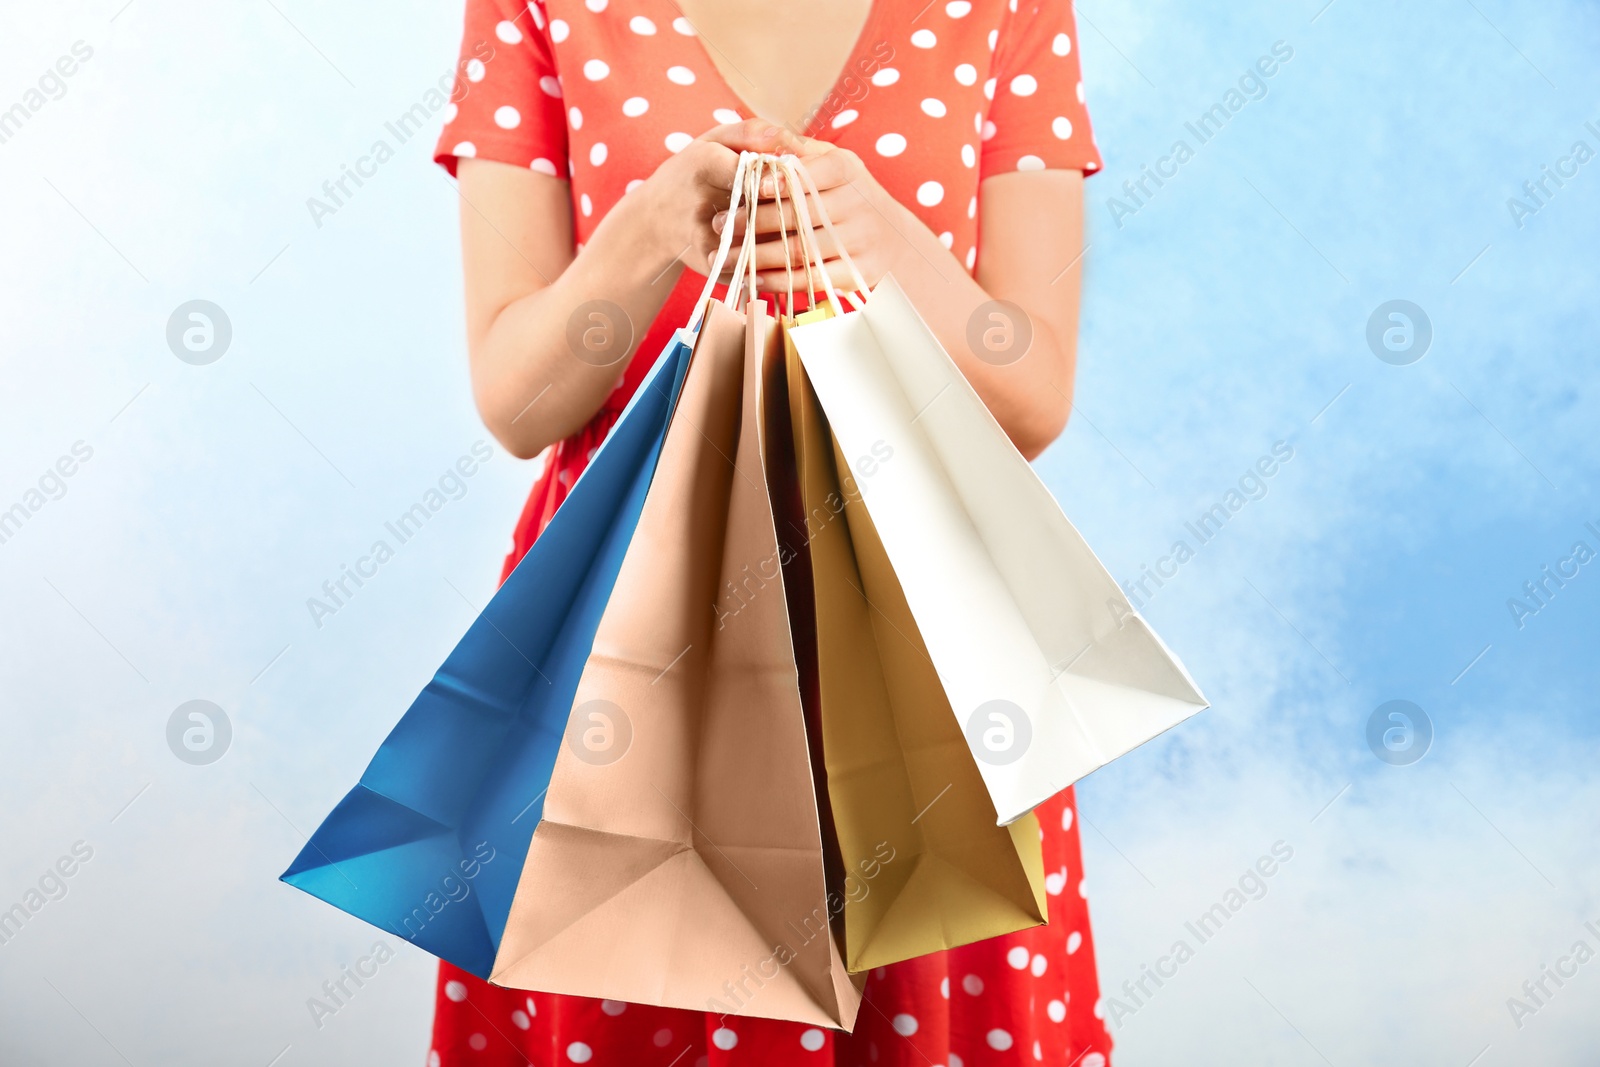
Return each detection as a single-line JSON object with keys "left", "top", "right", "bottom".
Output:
{"left": 691, "top": 143, "right": 743, "bottom": 197}
{"left": 747, "top": 242, "right": 792, "bottom": 273}
{"left": 788, "top": 132, "right": 830, "bottom": 156}
{"left": 753, "top": 219, "right": 842, "bottom": 266}
{"left": 810, "top": 222, "right": 844, "bottom": 261}
{"left": 756, "top": 256, "right": 870, "bottom": 295}
{"left": 789, "top": 146, "right": 858, "bottom": 192}
{"left": 746, "top": 193, "right": 838, "bottom": 235}
{"left": 710, "top": 239, "right": 794, "bottom": 283}
{"left": 699, "top": 118, "right": 812, "bottom": 160}
{"left": 758, "top": 181, "right": 870, "bottom": 233}
{"left": 710, "top": 249, "right": 755, "bottom": 285}
{"left": 698, "top": 117, "right": 786, "bottom": 152}
{"left": 744, "top": 185, "right": 863, "bottom": 237}
{"left": 690, "top": 135, "right": 772, "bottom": 201}
{"left": 719, "top": 209, "right": 778, "bottom": 245}
{"left": 733, "top": 197, "right": 800, "bottom": 237}
{"left": 754, "top": 153, "right": 821, "bottom": 198}
{"left": 748, "top": 231, "right": 818, "bottom": 272}
{"left": 782, "top": 223, "right": 841, "bottom": 264}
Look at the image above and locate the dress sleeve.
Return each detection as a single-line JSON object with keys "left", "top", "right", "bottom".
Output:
{"left": 979, "top": 0, "right": 1103, "bottom": 178}
{"left": 434, "top": 0, "right": 568, "bottom": 178}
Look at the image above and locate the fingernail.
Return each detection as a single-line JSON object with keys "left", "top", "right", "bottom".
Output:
{"left": 712, "top": 211, "right": 727, "bottom": 233}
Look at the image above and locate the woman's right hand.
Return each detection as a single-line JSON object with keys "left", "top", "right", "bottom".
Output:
{"left": 458, "top": 117, "right": 802, "bottom": 461}
{"left": 627, "top": 118, "right": 806, "bottom": 280}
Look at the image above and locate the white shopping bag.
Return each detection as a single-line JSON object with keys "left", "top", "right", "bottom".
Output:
{"left": 787, "top": 268, "right": 1208, "bottom": 825}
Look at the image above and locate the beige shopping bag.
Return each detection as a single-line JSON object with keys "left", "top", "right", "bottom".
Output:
{"left": 491, "top": 156, "right": 861, "bottom": 1029}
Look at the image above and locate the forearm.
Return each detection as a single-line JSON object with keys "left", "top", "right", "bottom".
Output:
{"left": 873, "top": 190, "right": 1076, "bottom": 460}
{"left": 469, "top": 190, "right": 685, "bottom": 459}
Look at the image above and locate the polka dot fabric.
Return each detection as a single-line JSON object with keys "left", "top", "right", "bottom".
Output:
{"left": 430, "top": 787, "right": 1110, "bottom": 1067}
{"left": 435, "top": 0, "right": 1101, "bottom": 332}
{"left": 430, "top": 1, "right": 1108, "bottom": 1064}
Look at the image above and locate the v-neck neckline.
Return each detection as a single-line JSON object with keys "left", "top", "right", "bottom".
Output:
{"left": 671, "top": 0, "right": 888, "bottom": 140}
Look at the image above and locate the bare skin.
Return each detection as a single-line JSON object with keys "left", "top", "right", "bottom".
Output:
{"left": 456, "top": 5, "right": 1086, "bottom": 462}
{"left": 674, "top": 0, "right": 874, "bottom": 128}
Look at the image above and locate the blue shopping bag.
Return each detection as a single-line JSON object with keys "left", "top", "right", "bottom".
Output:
{"left": 282, "top": 330, "right": 696, "bottom": 977}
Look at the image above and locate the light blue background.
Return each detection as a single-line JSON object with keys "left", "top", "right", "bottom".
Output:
{"left": 0, "top": 0, "right": 1595, "bottom": 1064}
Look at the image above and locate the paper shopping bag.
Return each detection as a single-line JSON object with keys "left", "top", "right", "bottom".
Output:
{"left": 789, "top": 275, "right": 1209, "bottom": 825}
{"left": 281, "top": 332, "right": 695, "bottom": 978}
{"left": 490, "top": 296, "right": 862, "bottom": 1030}
{"left": 777, "top": 309, "right": 1046, "bottom": 972}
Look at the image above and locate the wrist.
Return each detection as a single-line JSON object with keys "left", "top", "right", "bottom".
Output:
{"left": 875, "top": 188, "right": 935, "bottom": 281}
{"left": 596, "top": 181, "right": 684, "bottom": 286}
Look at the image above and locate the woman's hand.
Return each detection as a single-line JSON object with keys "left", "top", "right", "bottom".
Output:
{"left": 712, "top": 140, "right": 1090, "bottom": 461}
{"left": 718, "top": 140, "right": 926, "bottom": 294}
{"left": 459, "top": 118, "right": 798, "bottom": 460}
{"left": 624, "top": 119, "right": 808, "bottom": 279}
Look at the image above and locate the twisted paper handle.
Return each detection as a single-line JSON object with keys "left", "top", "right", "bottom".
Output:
{"left": 689, "top": 150, "right": 872, "bottom": 328}
{"left": 688, "top": 150, "right": 753, "bottom": 331}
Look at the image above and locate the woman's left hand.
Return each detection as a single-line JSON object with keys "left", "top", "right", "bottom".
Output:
{"left": 714, "top": 140, "right": 931, "bottom": 296}
{"left": 709, "top": 135, "right": 1089, "bottom": 461}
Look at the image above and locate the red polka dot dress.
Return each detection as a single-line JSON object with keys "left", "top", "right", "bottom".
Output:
{"left": 431, "top": 0, "right": 1109, "bottom": 1064}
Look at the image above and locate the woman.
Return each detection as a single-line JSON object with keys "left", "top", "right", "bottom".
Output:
{"left": 430, "top": 0, "right": 1109, "bottom": 1062}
